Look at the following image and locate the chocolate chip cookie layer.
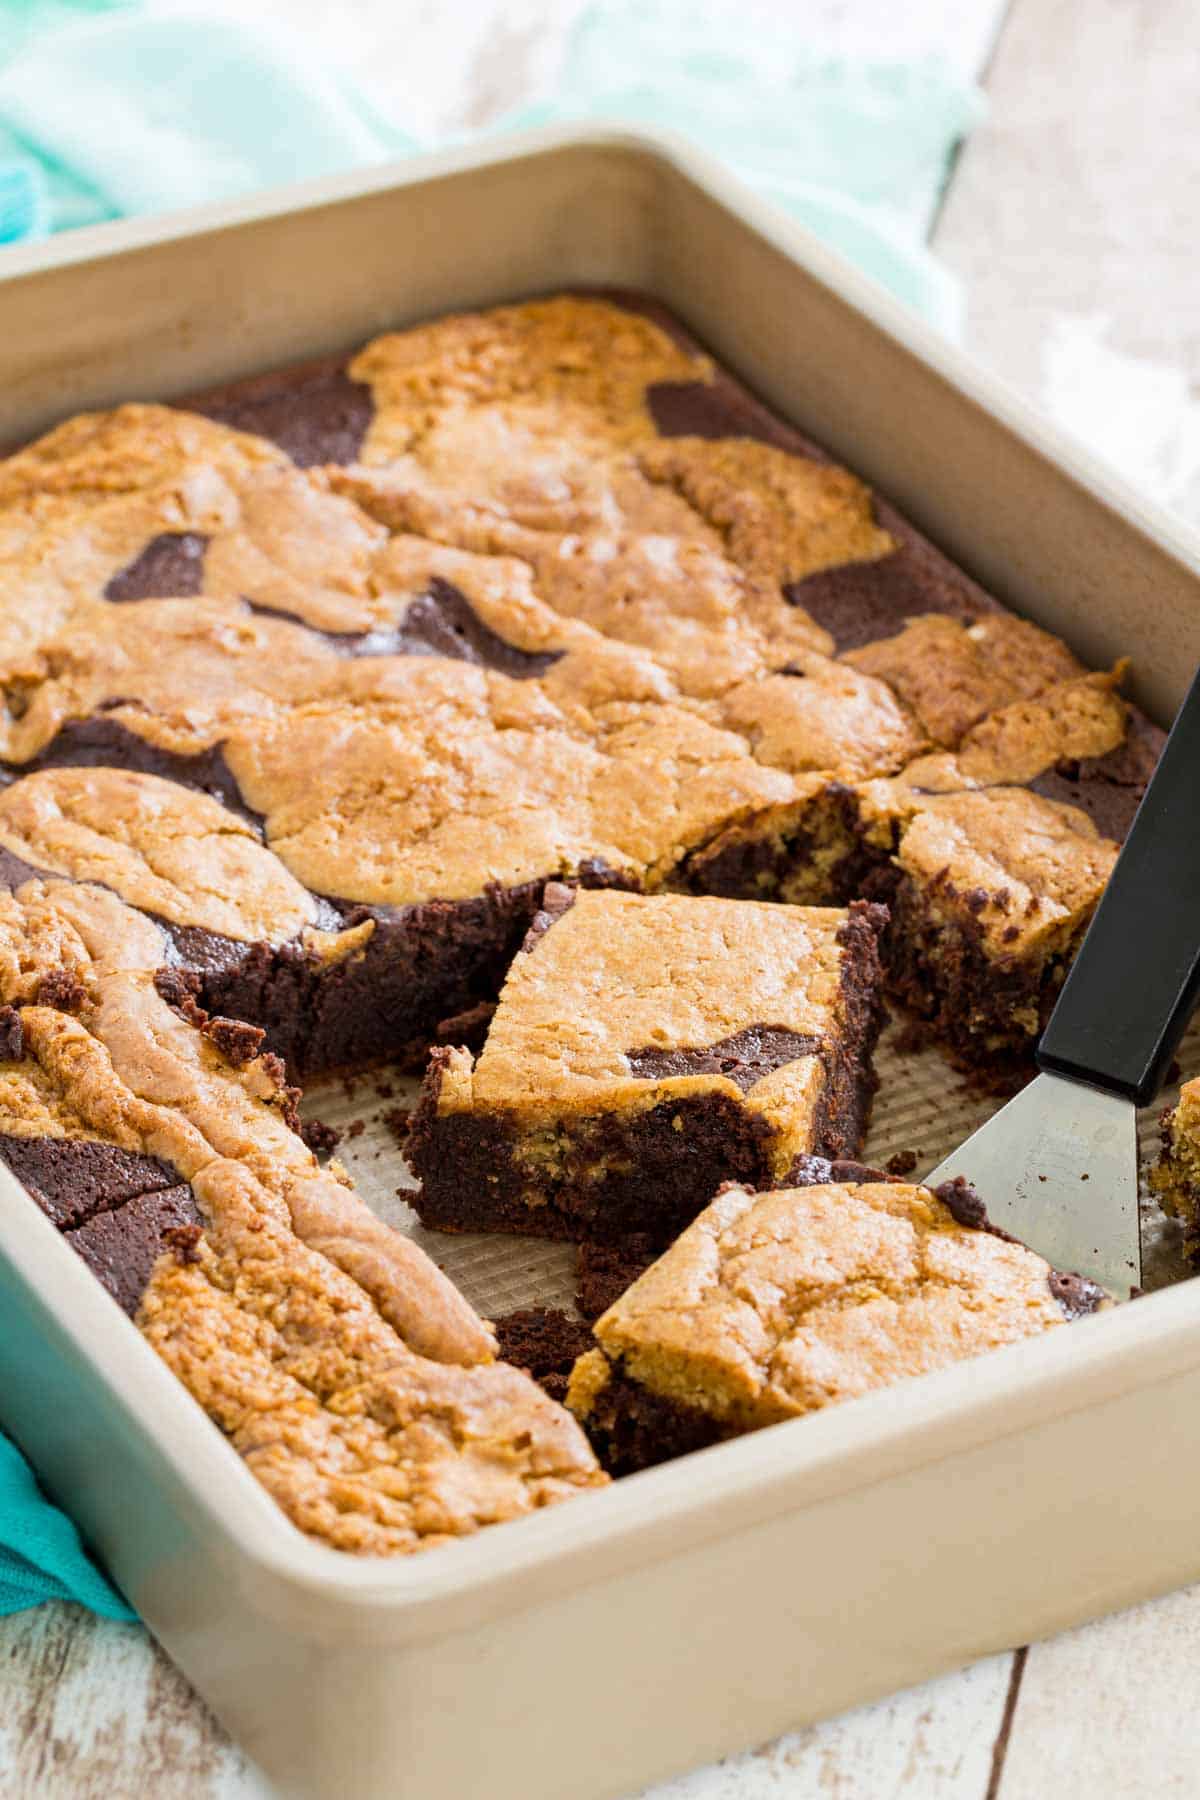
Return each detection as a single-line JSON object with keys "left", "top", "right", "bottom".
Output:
{"left": 0, "top": 295, "right": 1160, "bottom": 1077}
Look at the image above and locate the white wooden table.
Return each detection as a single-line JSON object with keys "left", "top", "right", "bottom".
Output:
{"left": 5, "top": 1, "right": 1200, "bottom": 1792}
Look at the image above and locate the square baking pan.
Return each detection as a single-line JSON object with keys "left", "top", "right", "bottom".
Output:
{"left": 3, "top": 126, "right": 1200, "bottom": 1800}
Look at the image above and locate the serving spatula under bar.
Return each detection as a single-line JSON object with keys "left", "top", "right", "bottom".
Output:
{"left": 924, "top": 665, "right": 1200, "bottom": 1299}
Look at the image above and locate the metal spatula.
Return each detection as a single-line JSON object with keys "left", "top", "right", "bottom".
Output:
{"left": 924, "top": 666, "right": 1200, "bottom": 1299}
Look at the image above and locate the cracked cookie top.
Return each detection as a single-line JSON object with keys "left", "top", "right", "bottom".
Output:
{"left": 575, "top": 1178, "right": 1101, "bottom": 1428}
{"left": 431, "top": 888, "right": 876, "bottom": 1176}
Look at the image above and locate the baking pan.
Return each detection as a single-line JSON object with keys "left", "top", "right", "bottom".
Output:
{"left": 3, "top": 126, "right": 1200, "bottom": 1800}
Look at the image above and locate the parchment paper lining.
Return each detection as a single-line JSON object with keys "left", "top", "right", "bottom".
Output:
{"left": 302, "top": 1015, "right": 1200, "bottom": 1320}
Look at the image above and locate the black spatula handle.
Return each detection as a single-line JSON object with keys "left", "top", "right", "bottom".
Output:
{"left": 1038, "top": 663, "right": 1200, "bottom": 1105}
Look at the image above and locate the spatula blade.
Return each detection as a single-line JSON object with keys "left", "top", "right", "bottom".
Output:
{"left": 923, "top": 1072, "right": 1140, "bottom": 1299}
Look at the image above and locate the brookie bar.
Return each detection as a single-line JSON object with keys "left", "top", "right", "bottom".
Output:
{"left": 407, "top": 887, "right": 886, "bottom": 1245}
{"left": 567, "top": 1170, "right": 1108, "bottom": 1475}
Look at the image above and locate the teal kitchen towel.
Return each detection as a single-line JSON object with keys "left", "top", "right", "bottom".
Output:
{"left": 498, "top": 0, "right": 984, "bottom": 333}
{"left": 0, "top": 0, "right": 982, "bottom": 328}
{"left": 0, "top": 2, "right": 414, "bottom": 240}
{"left": 0, "top": 0, "right": 982, "bottom": 1619}
{"left": 0, "top": 1434, "right": 133, "bottom": 1618}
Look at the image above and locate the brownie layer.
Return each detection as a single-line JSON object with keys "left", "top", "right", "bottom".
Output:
{"left": 566, "top": 1362, "right": 723, "bottom": 1476}
{"left": 8, "top": 717, "right": 259, "bottom": 826}
{"left": 198, "top": 881, "right": 545, "bottom": 1076}
{"left": 575, "top": 1238, "right": 658, "bottom": 1321}
{"left": 0, "top": 1131, "right": 183, "bottom": 1231}
{"left": 409, "top": 1079, "right": 776, "bottom": 1246}
{"left": 0, "top": 1129, "right": 203, "bottom": 1314}
{"left": 66, "top": 1183, "right": 203, "bottom": 1315}
{"left": 191, "top": 352, "right": 375, "bottom": 467}
{"left": 493, "top": 1307, "right": 596, "bottom": 1404}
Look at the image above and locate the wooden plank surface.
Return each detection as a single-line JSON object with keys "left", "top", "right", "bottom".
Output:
{"left": 934, "top": 0, "right": 1200, "bottom": 527}
{"left": 931, "top": 3, "right": 1200, "bottom": 1793}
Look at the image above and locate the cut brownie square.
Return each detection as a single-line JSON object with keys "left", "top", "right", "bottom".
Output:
{"left": 1152, "top": 1078, "right": 1200, "bottom": 1259}
{"left": 882, "top": 787, "right": 1118, "bottom": 1066}
{"left": 568, "top": 1173, "right": 1108, "bottom": 1475}
{"left": 408, "top": 886, "right": 886, "bottom": 1246}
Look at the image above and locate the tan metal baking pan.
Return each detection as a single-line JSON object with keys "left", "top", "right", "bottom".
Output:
{"left": 3, "top": 126, "right": 1200, "bottom": 1800}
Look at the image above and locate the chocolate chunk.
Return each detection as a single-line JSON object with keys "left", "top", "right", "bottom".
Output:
{"left": 0, "top": 1006, "right": 22, "bottom": 1061}
{"left": 196, "top": 357, "right": 374, "bottom": 468}
{"left": 885, "top": 1149, "right": 920, "bottom": 1177}
{"left": 0, "top": 1133, "right": 184, "bottom": 1231}
{"left": 36, "top": 969, "right": 86, "bottom": 1012}
{"left": 104, "top": 531, "right": 208, "bottom": 601}
{"left": 626, "top": 1025, "right": 822, "bottom": 1094}
{"left": 65, "top": 1183, "right": 203, "bottom": 1315}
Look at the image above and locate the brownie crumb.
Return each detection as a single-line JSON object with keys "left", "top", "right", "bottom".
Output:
{"left": 163, "top": 1222, "right": 203, "bottom": 1265}
{"left": 153, "top": 967, "right": 206, "bottom": 1024}
{"left": 374, "top": 1078, "right": 395, "bottom": 1099}
{"left": 0, "top": 1005, "right": 23, "bottom": 1061}
{"left": 204, "top": 1014, "right": 266, "bottom": 1067}
{"left": 434, "top": 1000, "right": 496, "bottom": 1051}
{"left": 37, "top": 969, "right": 87, "bottom": 1013}
{"left": 259, "top": 1051, "right": 303, "bottom": 1134}
{"left": 1048, "top": 1267, "right": 1107, "bottom": 1320}
{"left": 493, "top": 1307, "right": 595, "bottom": 1403}
{"left": 301, "top": 1117, "right": 342, "bottom": 1156}
{"left": 382, "top": 1106, "right": 412, "bottom": 1148}
{"left": 785, "top": 1154, "right": 894, "bottom": 1187}
{"left": 576, "top": 1238, "right": 657, "bottom": 1321}
{"left": 932, "top": 1175, "right": 988, "bottom": 1229}
{"left": 346, "top": 1118, "right": 366, "bottom": 1139}
{"left": 886, "top": 1149, "right": 919, "bottom": 1177}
